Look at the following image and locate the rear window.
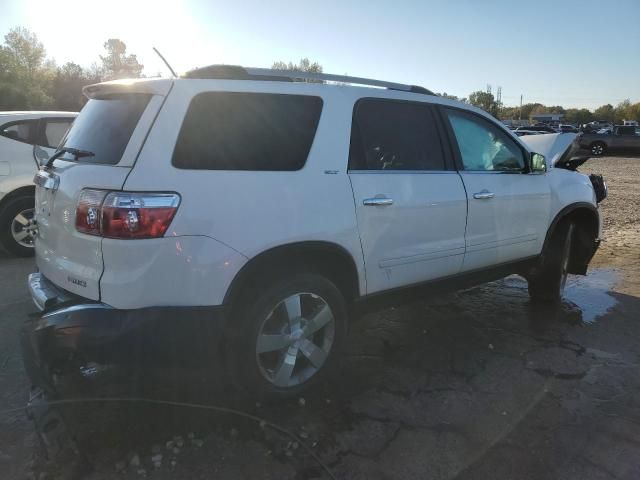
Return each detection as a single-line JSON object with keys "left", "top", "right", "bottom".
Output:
{"left": 59, "top": 94, "right": 151, "bottom": 164}
{"left": 37, "top": 118, "right": 74, "bottom": 148}
{"left": 172, "top": 92, "right": 323, "bottom": 171}
{"left": 0, "top": 120, "right": 36, "bottom": 144}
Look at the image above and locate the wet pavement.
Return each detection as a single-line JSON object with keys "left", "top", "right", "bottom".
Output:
{"left": 1, "top": 156, "right": 639, "bottom": 479}
{"left": 2, "top": 258, "right": 639, "bottom": 480}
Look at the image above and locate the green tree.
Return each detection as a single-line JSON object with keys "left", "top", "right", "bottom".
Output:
{"left": 438, "top": 92, "right": 460, "bottom": 101}
{"left": 516, "top": 103, "right": 543, "bottom": 121}
{"left": 468, "top": 90, "right": 499, "bottom": 117}
{"left": 614, "top": 99, "right": 631, "bottom": 123}
{"left": 272, "top": 58, "right": 322, "bottom": 82}
{"left": 564, "top": 108, "right": 593, "bottom": 125}
{"left": 0, "top": 27, "right": 54, "bottom": 109}
{"left": 546, "top": 105, "right": 566, "bottom": 114}
{"left": 593, "top": 104, "right": 615, "bottom": 122}
{"left": 51, "top": 62, "right": 101, "bottom": 111}
{"left": 626, "top": 102, "right": 640, "bottom": 122}
{"left": 99, "top": 39, "right": 143, "bottom": 80}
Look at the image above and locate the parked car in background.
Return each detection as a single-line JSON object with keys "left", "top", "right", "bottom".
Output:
{"left": 514, "top": 130, "right": 547, "bottom": 137}
{"left": 577, "top": 125, "right": 640, "bottom": 155}
{"left": 23, "top": 67, "right": 603, "bottom": 400}
{"left": 0, "top": 112, "right": 77, "bottom": 256}
{"left": 516, "top": 125, "right": 557, "bottom": 133}
{"left": 559, "top": 124, "right": 579, "bottom": 133}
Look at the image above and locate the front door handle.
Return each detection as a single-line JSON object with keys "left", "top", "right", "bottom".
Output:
{"left": 363, "top": 196, "right": 394, "bottom": 206}
{"left": 473, "top": 190, "right": 495, "bottom": 200}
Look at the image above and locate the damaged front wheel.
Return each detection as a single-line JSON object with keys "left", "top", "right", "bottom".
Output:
{"left": 528, "top": 221, "right": 574, "bottom": 303}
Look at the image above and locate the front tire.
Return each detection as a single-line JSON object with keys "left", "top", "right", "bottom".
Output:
{"left": 226, "top": 273, "right": 347, "bottom": 398}
{"left": 528, "top": 221, "right": 574, "bottom": 303}
{"left": 590, "top": 141, "right": 606, "bottom": 156}
{"left": 0, "top": 195, "right": 36, "bottom": 257}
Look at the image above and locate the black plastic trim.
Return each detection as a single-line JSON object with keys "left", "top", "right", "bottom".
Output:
{"left": 542, "top": 202, "right": 599, "bottom": 253}
{"left": 354, "top": 256, "right": 539, "bottom": 314}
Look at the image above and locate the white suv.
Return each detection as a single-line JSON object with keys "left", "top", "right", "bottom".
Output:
{"left": 22, "top": 67, "right": 604, "bottom": 398}
{"left": 0, "top": 111, "right": 77, "bottom": 256}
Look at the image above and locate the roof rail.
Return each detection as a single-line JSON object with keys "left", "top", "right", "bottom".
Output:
{"left": 182, "top": 65, "right": 434, "bottom": 95}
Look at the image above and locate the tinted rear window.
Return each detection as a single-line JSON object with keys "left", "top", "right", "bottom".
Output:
{"left": 0, "top": 120, "right": 36, "bottom": 144}
{"left": 172, "top": 92, "right": 323, "bottom": 171}
{"left": 59, "top": 94, "right": 151, "bottom": 164}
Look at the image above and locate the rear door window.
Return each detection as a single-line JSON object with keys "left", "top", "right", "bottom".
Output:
{"left": 172, "top": 92, "right": 323, "bottom": 171}
{"left": 0, "top": 120, "right": 37, "bottom": 144}
{"left": 349, "top": 98, "right": 446, "bottom": 171}
{"left": 36, "top": 118, "right": 74, "bottom": 148}
{"left": 59, "top": 94, "right": 151, "bottom": 164}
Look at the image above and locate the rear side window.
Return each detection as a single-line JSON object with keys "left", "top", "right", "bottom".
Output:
{"left": 36, "top": 118, "right": 74, "bottom": 148}
{"left": 349, "top": 98, "right": 445, "bottom": 171}
{"left": 0, "top": 120, "right": 36, "bottom": 144}
{"left": 59, "top": 94, "right": 151, "bottom": 164}
{"left": 172, "top": 92, "right": 323, "bottom": 171}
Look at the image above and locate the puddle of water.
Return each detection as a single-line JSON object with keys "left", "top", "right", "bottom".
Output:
{"left": 564, "top": 268, "right": 618, "bottom": 324}
{"left": 498, "top": 269, "right": 618, "bottom": 324}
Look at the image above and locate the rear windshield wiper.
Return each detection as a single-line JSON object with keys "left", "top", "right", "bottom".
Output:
{"left": 45, "top": 147, "right": 95, "bottom": 168}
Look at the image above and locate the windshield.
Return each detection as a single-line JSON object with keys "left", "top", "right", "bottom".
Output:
{"left": 58, "top": 93, "right": 151, "bottom": 164}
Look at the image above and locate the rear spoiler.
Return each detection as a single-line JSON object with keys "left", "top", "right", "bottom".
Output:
{"left": 83, "top": 78, "right": 173, "bottom": 99}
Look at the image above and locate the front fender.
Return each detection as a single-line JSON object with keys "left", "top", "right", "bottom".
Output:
{"left": 548, "top": 169, "right": 599, "bottom": 232}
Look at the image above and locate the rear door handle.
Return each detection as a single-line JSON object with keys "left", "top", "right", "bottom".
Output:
{"left": 473, "top": 190, "right": 494, "bottom": 200}
{"left": 363, "top": 197, "right": 394, "bottom": 206}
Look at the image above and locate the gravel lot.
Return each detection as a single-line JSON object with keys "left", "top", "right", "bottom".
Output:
{"left": 1, "top": 156, "right": 639, "bottom": 480}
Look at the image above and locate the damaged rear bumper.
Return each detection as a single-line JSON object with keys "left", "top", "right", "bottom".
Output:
{"left": 22, "top": 273, "right": 228, "bottom": 393}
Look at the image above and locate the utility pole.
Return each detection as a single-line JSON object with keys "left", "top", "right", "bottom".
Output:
{"left": 496, "top": 86, "right": 502, "bottom": 116}
{"left": 519, "top": 94, "right": 523, "bottom": 121}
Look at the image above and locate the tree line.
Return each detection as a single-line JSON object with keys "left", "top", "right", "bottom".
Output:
{"left": 440, "top": 90, "right": 639, "bottom": 124}
{"left": 1, "top": 26, "right": 638, "bottom": 124}
{"left": 0, "top": 27, "right": 144, "bottom": 111}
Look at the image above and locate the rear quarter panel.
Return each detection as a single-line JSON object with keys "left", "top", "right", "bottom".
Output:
{"left": 120, "top": 81, "right": 366, "bottom": 306}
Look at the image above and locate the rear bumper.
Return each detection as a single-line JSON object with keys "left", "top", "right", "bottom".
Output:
{"left": 22, "top": 273, "right": 228, "bottom": 392}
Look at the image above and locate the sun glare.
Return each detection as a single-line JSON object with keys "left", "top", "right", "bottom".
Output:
{"left": 22, "top": 0, "right": 208, "bottom": 75}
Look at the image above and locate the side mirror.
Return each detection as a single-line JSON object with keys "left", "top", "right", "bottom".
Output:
{"left": 530, "top": 152, "right": 546, "bottom": 173}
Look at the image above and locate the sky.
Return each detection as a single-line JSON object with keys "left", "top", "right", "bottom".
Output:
{"left": 0, "top": 0, "right": 638, "bottom": 109}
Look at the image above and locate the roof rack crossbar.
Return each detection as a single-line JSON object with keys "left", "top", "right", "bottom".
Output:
{"left": 244, "top": 67, "right": 433, "bottom": 95}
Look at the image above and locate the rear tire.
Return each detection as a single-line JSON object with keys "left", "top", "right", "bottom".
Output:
{"left": 0, "top": 195, "right": 36, "bottom": 257}
{"left": 225, "top": 273, "right": 347, "bottom": 399}
{"left": 590, "top": 141, "right": 606, "bottom": 156}
{"left": 528, "top": 221, "right": 574, "bottom": 303}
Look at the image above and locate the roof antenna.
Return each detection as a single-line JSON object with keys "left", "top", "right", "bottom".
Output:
{"left": 152, "top": 47, "right": 177, "bottom": 78}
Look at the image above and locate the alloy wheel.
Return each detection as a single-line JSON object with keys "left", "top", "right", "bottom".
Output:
{"left": 11, "top": 208, "right": 36, "bottom": 248}
{"left": 255, "top": 292, "right": 335, "bottom": 388}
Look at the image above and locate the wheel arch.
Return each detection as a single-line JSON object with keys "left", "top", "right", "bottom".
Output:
{"left": 589, "top": 140, "right": 607, "bottom": 154}
{"left": 223, "top": 241, "right": 361, "bottom": 308}
{"left": 0, "top": 185, "right": 35, "bottom": 214}
{"left": 544, "top": 202, "right": 600, "bottom": 275}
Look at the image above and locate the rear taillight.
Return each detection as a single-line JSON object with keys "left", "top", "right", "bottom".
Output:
{"left": 76, "top": 189, "right": 108, "bottom": 235}
{"left": 75, "top": 190, "right": 180, "bottom": 239}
